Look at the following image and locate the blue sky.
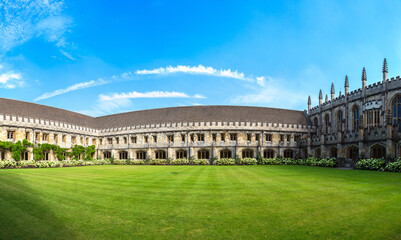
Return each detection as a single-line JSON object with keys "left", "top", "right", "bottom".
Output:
{"left": 1, "top": 0, "right": 401, "bottom": 116}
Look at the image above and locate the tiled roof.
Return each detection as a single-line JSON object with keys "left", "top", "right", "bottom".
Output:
{"left": 0, "top": 98, "right": 308, "bottom": 129}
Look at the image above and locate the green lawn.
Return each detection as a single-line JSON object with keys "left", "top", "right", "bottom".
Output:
{"left": 1, "top": 166, "right": 401, "bottom": 240}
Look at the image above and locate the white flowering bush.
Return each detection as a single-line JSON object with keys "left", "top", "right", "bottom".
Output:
{"left": 355, "top": 158, "right": 386, "bottom": 171}
{"left": 149, "top": 159, "right": 168, "bottom": 165}
{"left": 260, "top": 158, "right": 282, "bottom": 165}
{"left": 170, "top": 158, "right": 190, "bottom": 165}
{"left": 237, "top": 158, "right": 258, "bottom": 165}
{"left": 0, "top": 160, "right": 17, "bottom": 169}
{"left": 191, "top": 159, "right": 209, "bottom": 165}
{"left": 214, "top": 158, "right": 236, "bottom": 165}
{"left": 132, "top": 160, "right": 146, "bottom": 165}
{"left": 385, "top": 158, "right": 401, "bottom": 172}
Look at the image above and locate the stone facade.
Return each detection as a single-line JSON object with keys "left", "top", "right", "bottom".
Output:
{"left": 304, "top": 58, "right": 401, "bottom": 165}
{"left": 1, "top": 58, "right": 399, "bottom": 164}
{"left": 0, "top": 105, "right": 311, "bottom": 161}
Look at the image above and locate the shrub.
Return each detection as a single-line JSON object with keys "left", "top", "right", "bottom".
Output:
{"left": 214, "top": 158, "right": 236, "bottom": 165}
{"left": 132, "top": 160, "right": 146, "bottom": 165}
{"left": 355, "top": 158, "right": 386, "bottom": 171}
{"left": 237, "top": 158, "right": 258, "bottom": 165}
{"left": 385, "top": 158, "right": 401, "bottom": 172}
{"left": 318, "top": 158, "right": 336, "bottom": 167}
{"left": 149, "top": 159, "right": 168, "bottom": 165}
{"left": 93, "top": 159, "right": 111, "bottom": 165}
{"left": 260, "top": 158, "right": 282, "bottom": 165}
{"left": 281, "top": 158, "right": 298, "bottom": 165}
{"left": 113, "top": 159, "right": 128, "bottom": 165}
{"left": 170, "top": 158, "right": 190, "bottom": 165}
{"left": 191, "top": 159, "right": 209, "bottom": 165}
{"left": 18, "top": 160, "right": 39, "bottom": 168}
{"left": 0, "top": 160, "right": 17, "bottom": 169}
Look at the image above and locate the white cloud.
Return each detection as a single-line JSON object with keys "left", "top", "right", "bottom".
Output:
{"left": 99, "top": 90, "right": 202, "bottom": 101}
{"left": 59, "top": 49, "right": 76, "bottom": 61}
{"left": 34, "top": 79, "right": 109, "bottom": 101}
{"left": 231, "top": 76, "right": 308, "bottom": 110}
{"left": 78, "top": 98, "right": 132, "bottom": 117}
{"left": 0, "top": 71, "right": 24, "bottom": 89}
{"left": 136, "top": 65, "right": 266, "bottom": 86}
{"left": 79, "top": 90, "right": 205, "bottom": 117}
{"left": 0, "top": 72, "right": 21, "bottom": 83}
{"left": 0, "top": 0, "right": 72, "bottom": 54}
{"left": 256, "top": 76, "right": 265, "bottom": 87}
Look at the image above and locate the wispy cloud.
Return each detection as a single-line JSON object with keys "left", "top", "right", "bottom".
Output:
{"left": 231, "top": 76, "right": 308, "bottom": 110}
{"left": 99, "top": 91, "right": 205, "bottom": 101}
{"left": 0, "top": 0, "right": 72, "bottom": 54}
{"left": 0, "top": 62, "right": 24, "bottom": 89}
{"left": 0, "top": 72, "right": 23, "bottom": 89}
{"left": 34, "top": 79, "right": 109, "bottom": 101}
{"left": 34, "top": 64, "right": 261, "bottom": 101}
{"left": 79, "top": 90, "right": 205, "bottom": 117}
{"left": 59, "top": 49, "right": 76, "bottom": 61}
{"left": 136, "top": 65, "right": 265, "bottom": 86}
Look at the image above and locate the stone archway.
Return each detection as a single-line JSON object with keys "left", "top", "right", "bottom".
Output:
{"left": 346, "top": 145, "right": 359, "bottom": 161}
{"left": 329, "top": 147, "right": 338, "bottom": 158}
{"left": 370, "top": 144, "right": 386, "bottom": 159}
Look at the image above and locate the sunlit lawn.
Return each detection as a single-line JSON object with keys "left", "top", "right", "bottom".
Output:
{"left": 0, "top": 165, "right": 401, "bottom": 239}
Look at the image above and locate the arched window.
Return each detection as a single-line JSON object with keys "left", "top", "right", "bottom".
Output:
{"left": 21, "top": 151, "right": 29, "bottom": 161}
{"left": 324, "top": 114, "right": 330, "bottom": 133}
{"left": 352, "top": 106, "right": 359, "bottom": 131}
{"left": 263, "top": 149, "right": 275, "bottom": 158}
{"left": 242, "top": 149, "right": 254, "bottom": 158}
{"left": 176, "top": 150, "right": 187, "bottom": 159}
{"left": 283, "top": 150, "right": 294, "bottom": 159}
{"left": 347, "top": 146, "right": 359, "bottom": 160}
{"left": 314, "top": 148, "right": 321, "bottom": 158}
{"left": 393, "top": 96, "right": 401, "bottom": 126}
{"left": 155, "top": 150, "right": 166, "bottom": 159}
{"left": 329, "top": 147, "right": 337, "bottom": 158}
{"left": 197, "top": 150, "right": 210, "bottom": 159}
{"left": 104, "top": 151, "right": 111, "bottom": 159}
{"left": 313, "top": 117, "right": 318, "bottom": 127}
{"left": 337, "top": 110, "right": 343, "bottom": 131}
{"left": 119, "top": 151, "right": 128, "bottom": 159}
{"left": 136, "top": 151, "right": 146, "bottom": 160}
{"left": 370, "top": 144, "right": 386, "bottom": 159}
{"left": 220, "top": 149, "right": 232, "bottom": 158}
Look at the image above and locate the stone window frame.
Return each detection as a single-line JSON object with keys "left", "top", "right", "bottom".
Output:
{"left": 242, "top": 149, "right": 254, "bottom": 158}
{"left": 176, "top": 150, "right": 187, "bottom": 159}
{"left": 136, "top": 151, "right": 146, "bottom": 160}
{"left": 220, "top": 149, "right": 232, "bottom": 159}
{"left": 155, "top": 150, "right": 166, "bottom": 159}
{"left": 197, "top": 149, "right": 210, "bottom": 159}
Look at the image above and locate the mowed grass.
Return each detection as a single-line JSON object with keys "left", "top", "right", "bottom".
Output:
{"left": 1, "top": 166, "right": 401, "bottom": 240}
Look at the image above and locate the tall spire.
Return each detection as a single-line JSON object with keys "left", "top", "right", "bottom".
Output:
{"left": 344, "top": 75, "right": 349, "bottom": 94}
{"left": 325, "top": 94, "right": 328, "bottom": 102}
{"left": 308, "top": 95, "right": 311, "bottom": 112}
{"left": 362, "top": 67, "right": 367, "bottom": 88}
{"left": 339, "top": 90, "right": 342, "bottom": 97}
{"left": 383, "top": 58, "right": 388, "bottom": 82}
{"left": 319, "top": 89, "right": 322, "bottom": 105}
{"left": 331, "top": 83, "right": 335, "bottom": 100}
{"left": 383, "top": 58, "right": 388, "bottom": 73}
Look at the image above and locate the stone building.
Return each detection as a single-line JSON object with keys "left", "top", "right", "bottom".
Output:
{"left": 304, "top": 58, "right": 401, "bottom": 163}
{"left": 0, "top": 58, "right": 399, "bottom": 163}
{"left": 0, "top": 101, "right": 311, "bottom": 161}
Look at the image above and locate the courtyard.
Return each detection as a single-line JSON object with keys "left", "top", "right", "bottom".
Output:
{"left": 0, "top": 165, "right": 400, "bottom": 239}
